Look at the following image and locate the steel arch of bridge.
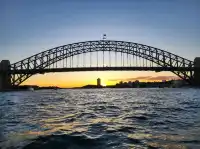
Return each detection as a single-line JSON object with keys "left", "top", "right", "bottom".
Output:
{"left": 10, "top": 40, "right": 194, "bottom": 86}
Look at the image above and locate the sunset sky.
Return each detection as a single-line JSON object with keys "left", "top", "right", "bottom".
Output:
{"left": 0, "top": 0, "right": 200, "bottom": 87}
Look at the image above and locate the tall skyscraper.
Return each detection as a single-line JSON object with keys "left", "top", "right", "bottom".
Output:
{"left": 97, "top": 78, "right": 101, "bottom": 87}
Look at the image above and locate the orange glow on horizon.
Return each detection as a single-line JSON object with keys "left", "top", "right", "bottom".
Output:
{"left": 21, "top": 71, "right": 178, "bottom": 87}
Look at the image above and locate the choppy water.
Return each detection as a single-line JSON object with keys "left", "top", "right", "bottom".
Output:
{"left": 0, "top": 88, "right": 200, "bottom": 149}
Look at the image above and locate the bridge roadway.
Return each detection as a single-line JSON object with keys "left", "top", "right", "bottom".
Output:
{"left": 4, "top": 66, "right": 199, "bottom": 74}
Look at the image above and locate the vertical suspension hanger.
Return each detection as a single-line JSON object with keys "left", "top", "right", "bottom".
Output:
{"left": 56, "top": 51, "right": 58, "bottom": 68}
{"left": 66, "top": 50, "right": 68, "bottom": 68}
{"left": 127, "top": 50, "right": 129, "bottom": 66}
{"left": 85, "top": 52, "right": 86, "bottom": 67}
{"left": 102, "top": 34, "right": 106, "bottom": 67}
{"left": 136, "top": 52, "right": 138, "bottom": 67}
{"left": 70, "top": 50, "right": 72, "bottom": 68}
{"left": 123, "top": 52, "right": 124, "bottom": 67}
{"left": 139, "top": 56, "right": 141, "bottom": 67}
{"left": 143, "top": 55, "right": 145, "bottom": 67}
{"left": 103, "top": 46, "right": 104, "bottom": 67}
{"left": 133, "top": 48, "right": 134, "bottom": 67}
{"left": 146, "top": 59, "right": 148, "bottom": 67}
{"left": 82, "top": 52, "right": 84, "bottom": 67}
{"left": 115, "top": 49, "right": 117, "bottom": 67}
{"left": 63, "top": 50, "right": 64, "bottom": 68}
{"left": 139, "top": 47, "right": 141, "bottom": 67}
{"left": 97, "top": 50, "right": 98, "bottom": 67}
{"left": 109, "top": 49, "right": 111, "bottom": 67}
{"left": 126, "top": 50, "right": 128, "bottom": 67}
{"left": 77, "top": 53, "right": 79, "bottom": 67}
{"left": 72, "top": 54, "right": 73, "bottom": 68}
{"left": 83, "top": 52, "right": 85, "bottom": 67}
{"left": 90, "top": 51, "right": 92, "bottom": 67}
{"left": 121, "top": 51, "right": 122, "bottom": 67}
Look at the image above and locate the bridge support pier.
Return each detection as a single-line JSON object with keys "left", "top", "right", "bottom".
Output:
{"left": 0, "top": 60, "right": 11, "bottom": 91}
{"left": 194, "top": 57, "right": 200, "bottom": 86}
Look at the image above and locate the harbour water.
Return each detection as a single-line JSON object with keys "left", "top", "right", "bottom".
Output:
{"left": 0, "top": 88, "right": 200, "bottom": 149}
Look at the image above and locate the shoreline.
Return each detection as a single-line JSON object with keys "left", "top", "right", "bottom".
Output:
{"left": 1, "top": 86, "right": 199, "bottom": 92}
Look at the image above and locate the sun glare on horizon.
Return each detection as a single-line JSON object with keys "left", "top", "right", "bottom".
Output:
{"left": 101, "top": 82, "right": 107, "bottom": 87}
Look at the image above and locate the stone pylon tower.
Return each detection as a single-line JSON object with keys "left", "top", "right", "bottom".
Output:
{"left": 0, "top": 60, "right": 11, "bottom": 91}
{"left": 194, "top": 57, "right": 200, "bottom": 86}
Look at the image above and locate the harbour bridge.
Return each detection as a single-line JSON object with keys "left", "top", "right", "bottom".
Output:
{"left": 0, "top": 40, "right": 200, "bottom": 90}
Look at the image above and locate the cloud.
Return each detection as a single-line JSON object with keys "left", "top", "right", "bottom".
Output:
{"left": 109, "top": 76, "right": 180, "bottom": 82}
{"left": 147, "top": 76, "right": 179, "bottom": 81}
{"left": 109, "top": 76, "right": 151, "bottom": 82}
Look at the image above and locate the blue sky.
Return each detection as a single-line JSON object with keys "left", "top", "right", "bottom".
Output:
{"left": 1, "top": 0, "right": 199, "bottom": 63}
{"left": 1, "top": 0, "right": 199, "bottom": 87}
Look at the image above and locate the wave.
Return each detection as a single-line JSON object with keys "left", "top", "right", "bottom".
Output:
{"left": 23, "top": 134, "right": 104, "bottom": 149}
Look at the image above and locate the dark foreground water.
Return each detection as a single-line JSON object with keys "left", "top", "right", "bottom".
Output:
{"left": 0, "top": 88, "right": 200, "bottom": 149}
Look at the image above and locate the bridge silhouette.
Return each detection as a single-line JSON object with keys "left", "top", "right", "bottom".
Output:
{"left": 0, "top": 40, "right": 200, "bottom": 90}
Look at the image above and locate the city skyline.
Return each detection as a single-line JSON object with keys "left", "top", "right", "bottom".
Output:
{"left": 1, "top": 0, "right": 200, "bottom": 87}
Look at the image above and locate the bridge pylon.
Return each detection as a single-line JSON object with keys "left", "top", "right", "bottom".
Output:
{"left": 194, "top": 57, "right": 200, "bottom": 86}
{"left": 0, "top": 60, "right": 11, "bottom": 91}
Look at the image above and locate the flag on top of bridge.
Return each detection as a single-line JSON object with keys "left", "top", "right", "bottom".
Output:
{"left": 103, "top": 34, "right": 106, "bottom": 40}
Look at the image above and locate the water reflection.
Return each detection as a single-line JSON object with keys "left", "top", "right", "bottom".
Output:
{"left": 0, "top": 88, "right": 200, "bottom": 149}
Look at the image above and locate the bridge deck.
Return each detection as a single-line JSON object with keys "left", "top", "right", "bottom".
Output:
{"left": 1, "top": 66, "right": 198, "bottom": 74}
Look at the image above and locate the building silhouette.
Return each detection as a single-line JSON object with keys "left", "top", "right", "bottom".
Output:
{"left": 97, "top": 78, "right": 101, "bottom": 87}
